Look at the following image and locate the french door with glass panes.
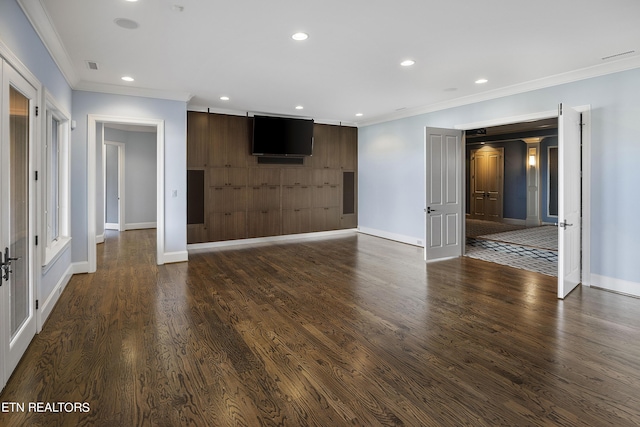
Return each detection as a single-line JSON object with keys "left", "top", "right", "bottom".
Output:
{"left": 1, "top": 59, "right": 37, "bottom": 391}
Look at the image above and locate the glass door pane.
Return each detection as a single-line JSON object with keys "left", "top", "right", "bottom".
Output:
{"left": 9, "top": 85, "right": 29, "bottom": 338}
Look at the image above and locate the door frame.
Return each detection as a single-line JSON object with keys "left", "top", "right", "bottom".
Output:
{"left": 453, "top": 106, "right": 592, "bottom": 288}
{"left": 87, "top": 115, "right": 164, "bottom": 272}
{"left": 103, "top": 141, "right": 125, "bottom": 231}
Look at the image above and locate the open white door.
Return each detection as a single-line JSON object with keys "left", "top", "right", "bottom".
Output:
{"left": 558, "top": 104, "right": 582, "bottom": 298}
{"left": 1, "top": 61, "right": 38, "bottom": 390}
{"left": 425, "top": 127, "right": 463, "bottom": 261}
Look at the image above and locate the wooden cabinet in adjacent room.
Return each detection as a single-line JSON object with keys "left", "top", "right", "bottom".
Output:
{"left": 186, "top": 112, "right": 358, "bottom": 244}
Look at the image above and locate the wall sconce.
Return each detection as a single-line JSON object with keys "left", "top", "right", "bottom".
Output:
{"left": 528, "top": 147, "right": 537, "bottom": 167}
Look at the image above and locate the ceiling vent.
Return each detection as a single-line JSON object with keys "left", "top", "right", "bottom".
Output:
{"left": 601, "top": 50, "right": 636, "bottom": 61}
{"left": 86, "top": 61, "right": 99, "bottom": 70}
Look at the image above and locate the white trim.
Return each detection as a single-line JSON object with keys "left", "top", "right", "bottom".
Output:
{"left": 87, "top": 115, "right": 165, "bottom": 272}
{"left": 356, "top": 227, "right": 422, "bottom": 247}
{"left": 16, "top": 0, "right": 78, "bottom": 87}
{"left": 162, "top": 251, "right": 188, "bottom": 264}
{"left": 455, "top": 110, "right": 559, "bottom": 131}
{"left": 591, "top": 274, "right": 640, "bottom": 298}
{"left": 75, "top": 82, "right": 191, "bottom": 103}
{"left": 37, "top": 263, "right": 72, "bottom": 332}
{"left": 358, "top": 56, "right": 640, "bottom": 127}
{"left": 188, "top": 229, "right": 358, "bottom": 251}
{"left": 71, "top": 261, "right": 90, "bottom": 274}
{"left": 105, "top": 222, "right": 119, "bottom": 230}
{"left": 126, "top": 222, "right": 157, "bottom": 230}
{"left": 96, "top": 234, "right": 104, "bottom": 244}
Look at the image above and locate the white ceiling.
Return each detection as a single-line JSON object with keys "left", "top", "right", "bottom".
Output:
{"left": 20, "top": 0, "right": 640, "bottom": 126}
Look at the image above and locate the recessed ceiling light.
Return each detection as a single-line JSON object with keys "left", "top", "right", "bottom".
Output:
{"left": 400, "top": 59, "right": 415, "bottom": 67}
{"left": 292, "top": 32, "right": 309, "bottom": 41}
{"left": 355, "top": 113, "right": 363, "bottom": 117}
{"left": 114, "top": 18, "right": 139, "bottom": 30}
{"left": 121, "top": 76, "right": 134, "bottom": 82}
{"left": 475, "top": 78, "right": 488, "bottom": 84}
{"left": 295, "top": 105, "right": 304, "bottom": 110}
{"left": 125, "top": 0, "right": 138, "bottom": 2}
{"left": 220, "top": 96, "right": 229, "bottom": 101}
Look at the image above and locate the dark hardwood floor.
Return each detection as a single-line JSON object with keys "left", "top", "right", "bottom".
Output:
{"left": 2, "top": 230, "right": 640, "bottom": 426}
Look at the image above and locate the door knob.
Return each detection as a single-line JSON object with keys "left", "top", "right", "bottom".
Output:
{"left": 427, "top": 207, "right": 437, "bottom": 214}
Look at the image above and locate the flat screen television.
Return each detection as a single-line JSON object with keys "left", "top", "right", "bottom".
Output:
{"left": 252, "top": 115, "right": 314, "bottom": 157}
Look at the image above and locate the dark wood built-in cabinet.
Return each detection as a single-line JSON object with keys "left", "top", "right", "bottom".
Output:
{"left": 187, "top": 111, "right": 358, "bottom": 244}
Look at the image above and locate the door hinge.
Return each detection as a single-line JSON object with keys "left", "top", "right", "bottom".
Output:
{"left": 35, "top": 170, "right": 38, "bottom": 181}
{"left": 559, "top": 104, "right": 563, "bottom": 116}
{"left": 35, "top": 235, "right": 38, "bottom": 246}
{"left": 35, "top": 106, "right": 39, "bottom": 116}
{"left": 36, "top": 300, "right": 39, "bottom": 310}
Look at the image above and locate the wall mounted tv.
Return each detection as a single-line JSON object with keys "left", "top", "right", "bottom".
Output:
{"left": 252, "top": 115, "right": 314, "bottom": 157}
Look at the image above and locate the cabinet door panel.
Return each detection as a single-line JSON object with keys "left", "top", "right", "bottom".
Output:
{"left": 226, "top": 115, "right": 250, "bottom": 168}
{"left": 282, "top": 186, "right": 312, "bottom": 210}
{"left": 340, "top": 126, "right": 358, "bottom": 170}
{"left": 283, "top": 209, "right": 311, "bottom": 235}
{"left": 248, "top": 186, "right": 280, "bottom": 210}
{"left": 248, "top": 210, "right": 281, "bottom": 238}
{"left": 249, "top": 168, "right": 281, "bottom": 186}
{"left": 209, "top": 114, "right": 226, "bottom": 167}
{"left": 187, "top": 112, "right": 209, "bottom": 167}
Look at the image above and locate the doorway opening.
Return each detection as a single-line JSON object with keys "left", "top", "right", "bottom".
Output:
{"left": 455, "top": 106, "right": 592, "bottom": 293}
{"left": 87, "top": 115, "right": 165, "bottom": 273}
{"left": 464, "top": 118, "right": 559, "bottom": 276}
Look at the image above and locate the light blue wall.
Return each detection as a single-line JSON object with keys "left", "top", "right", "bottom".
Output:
{"left": 71, "top": 91, "right": 187, "bottom": 260}
{"left": 359, "top": 68, "right": 640, "bottom": 285}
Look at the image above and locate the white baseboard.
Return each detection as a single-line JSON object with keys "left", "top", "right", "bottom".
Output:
{"left": 126, "top": 222, "right": 157, "bottom": 230}
{"left": 591, "top": 274, "right": 640, "bottom": 298}
{"left": 357, "top": 227, "right": 423, "bottom": 247}
{"left": 188, "top": 229, "right": 358, "bottom": 251}
{"left": 71, "top": 261, "right": 90, "bottom": 274}
{"left": 96, "top": 234, "right": 104, "bottom": 244}
{"left": 105, "top": 223, "right": 119, "bottom": 230}
{"left": 38, "top": 264, "right": 73, "bottom": 331}
{"left": 161, "top": 251, "right": 188, "bottom": 264}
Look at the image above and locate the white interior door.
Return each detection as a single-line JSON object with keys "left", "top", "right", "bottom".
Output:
{"left": 558, "top": 104, "right": 582, "bottom": 298}
{"left": 425, "top": 127, "right": 463, "bottom": 261}
{"left": 104, "top": 142, "right": 125, "bottom": 231}
{"left": 1, "top": 60, "right": 37, "bottom": 389}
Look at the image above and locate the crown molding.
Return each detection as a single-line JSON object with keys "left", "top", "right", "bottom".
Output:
{"left": 17, "top": 0, "right": 79, "bottom": 87}
{"left": 75, "top": 81, "right": 192, "bottom": 103}
{"left": 357, "top": 55, "right": 640, "bottom": 127}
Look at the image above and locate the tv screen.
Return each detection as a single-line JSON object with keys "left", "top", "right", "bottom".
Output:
{"left": 252, "top": 115, "right": 314, "bottom": 156}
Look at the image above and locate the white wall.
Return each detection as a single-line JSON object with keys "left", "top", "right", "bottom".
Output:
{"left": 358, "top": 67, "right": 640, "bottom": 293}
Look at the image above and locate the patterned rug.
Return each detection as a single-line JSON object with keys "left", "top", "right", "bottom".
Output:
{"left": 465, "top": 220, "right": 558, "bottom": 277}
{"left": 478, "top": 225, "right": 557, "bottom": 251}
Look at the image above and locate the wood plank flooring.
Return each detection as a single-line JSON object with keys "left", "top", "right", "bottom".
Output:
{"left": 2, "top": 229, "right": 640, "bottom": 426}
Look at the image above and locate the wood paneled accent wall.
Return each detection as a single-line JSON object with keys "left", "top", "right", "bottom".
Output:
{"left": 187, "top": 111, "right": 357, "bottom": 244}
